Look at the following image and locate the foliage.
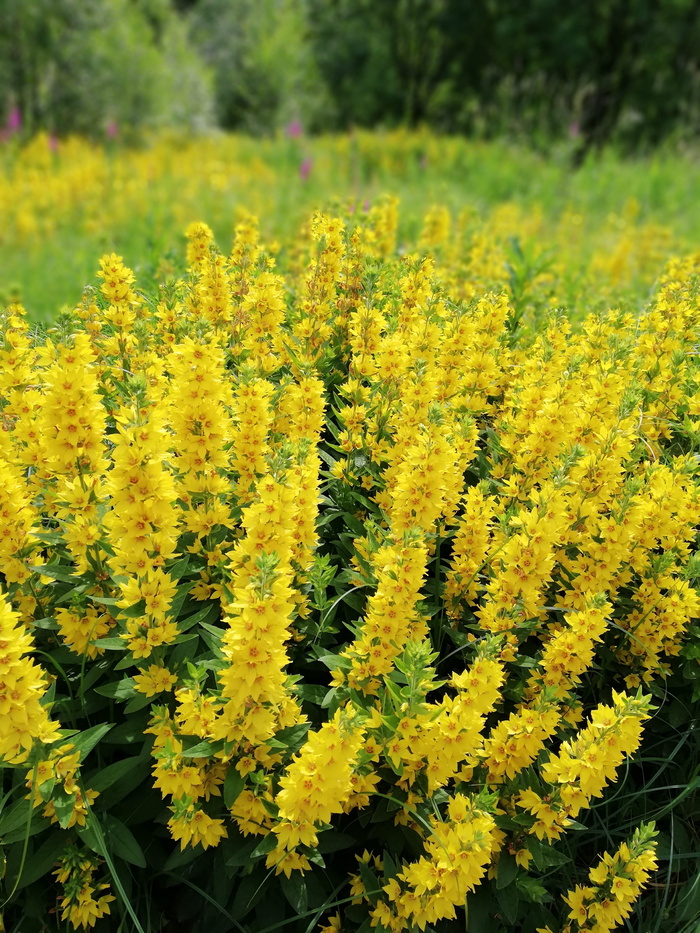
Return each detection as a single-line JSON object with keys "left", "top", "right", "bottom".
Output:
{"left": 0, "top": 180, "right": 699, "bottom": 932}
{"left": 0, "top": 0, "right": 213, "bottom": 139}
{"left": 3, "top": 0, "right": 700, "bottom": 148}
{"left": 306, "top": 0, "right": 700, "bottom": 152}
{"left": 186, "top": 0, "right": 330, "bottom": 133}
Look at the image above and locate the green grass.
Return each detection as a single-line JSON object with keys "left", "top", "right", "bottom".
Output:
{"left": 2, "top": 131, "right": 700, "bottom": 322}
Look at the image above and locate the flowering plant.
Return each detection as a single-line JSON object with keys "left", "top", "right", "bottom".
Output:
{"left": 0, "top": 201, "right": 698, "bottom": 932}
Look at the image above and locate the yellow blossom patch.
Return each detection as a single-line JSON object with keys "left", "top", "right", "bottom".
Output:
{"left": 0, "top": 158, "right": 697, "bottom": 933}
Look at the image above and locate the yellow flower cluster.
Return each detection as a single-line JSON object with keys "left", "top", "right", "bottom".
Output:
{"left": 375, "top": 795, "right": 497, "bottom": 931}
{"left": 334, "top": 536, "right": 429, "bottom": 694}
{"left": 270, "top": 709, "right": 366, "bottom": 875}
{"left": 53, "top": 845, "right": 115, "bottom": 930}
{"left": 518, "top": 692, "right": 652, "bottom": 841}
{"left": 542, "top": 823, "right": 658, "bottom": 933}
{"left": 1, "top": 187, "right": 698, "bottom": 932}
{"left": 0, "top": 590, "right": 58, "bottom": 762}
{"left": 26, "top": 742, "right": 98, "bottom": 829}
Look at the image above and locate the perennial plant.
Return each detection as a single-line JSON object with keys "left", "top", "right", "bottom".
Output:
{"left": 0, "top": 167, "right": 699, "bottom": 932}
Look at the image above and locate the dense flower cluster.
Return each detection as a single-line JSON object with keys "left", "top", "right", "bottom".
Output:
{"left": 0, "top": 590, "right": 58, "bottom": 763}
{"left": 53, "top": 844, "right": 115, "bottom": 930}
{"left": 542, "top": 823, "right": 659, "bottom": 933}
{"left": 0, "top": 188, "right": 698, "bottom": 933}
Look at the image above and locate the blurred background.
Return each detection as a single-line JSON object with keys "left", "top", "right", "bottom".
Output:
{"left": 2, "top": 0, "right": 700, "bottom": 157}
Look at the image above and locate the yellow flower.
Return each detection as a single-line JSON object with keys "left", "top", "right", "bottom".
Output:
{"left": 169, "top": 804, "right": 227, "bottom": 850}
{"left": 563, "top": 885, "right": 591, "bottom": 923}
{"left": 0, "top": 589, "right": 59, "bottom": 763}
{"left": 274, "top": 709, "right": 366, "bottom": 857}
{"left": 133, "top": 664, "right": 177, "bottom": 697}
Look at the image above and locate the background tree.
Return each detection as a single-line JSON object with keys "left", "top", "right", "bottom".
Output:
{"left": 2, "top": 0, "right": 700, "bottom": 150}
{"left": 0, "top": 0, "right": 212, "bottom": 138}
{"left": 185, "top": 0, "right": 330, "bottom": 133}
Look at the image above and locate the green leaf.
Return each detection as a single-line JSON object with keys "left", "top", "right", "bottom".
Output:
{"left": 281, "top": 873, "right": 308, "bottom": 915}
{"left": 230, "top": 868, "right": 270, "bottom": 919}
{"left": 528, "top": 837, "right": 570, "bottom": 871}
{"left": 677, "top": 872, "right": 700, "bottom": 923}
{"left": 466, "top": 885, "right": 498, "bottom": 933}
{"left": 358, "top": 860, "right": 379, "bottom": 898}
{"left": 78, "top": 662, "right": 110, "bottom": 693}
{"left": 78, "top": 817, "right": 105, "bottom": 857}
{"left": 69, "top": 723, "right": 114, "bottom": 762}
{"left": 124, "top": 693, "right": 153, "bottom": 714}
{"left": 173, "top": 632, "right": 200, "bottom": 648}
{"left": 103, "top": 815, "right": 147, "bottom": 867}
{"left": 118, "top": 598, "right": 147, "bottom": 619}
{"left": 94, "top": 678, "right": 137, "bottom": 701}
{"left": 115, "top": 652, "right": 141, "bottom": 670}
{"left": 316, "top": 506, "right": 340, "bottom": 527}
{"left": 0, "top": 797, "right": 36, "bottom": 837}
{"left": 200, "top": 622, "right": 224, "bottom": 655}
{"left": 88, "top": 596, "right": 121, "bottom": 607}
{"left": 382, "top": 850, "right": 399, "bottom": 881}
{"left": 224, "top": 836, "right": 259, "bottom": 867}
{"left": 516, "top": 875, "right": 550, "bottom": 904}
{"left": 179, "top": 601, "right": 219, "bottom": 632}
{"left": 181, "top": 739, "right": 222, "bottom": 758}
{"left": 224, "top": 766, "right": 246, "bottom": 809}
{"left": 52, "top": 787, "right": 77, "bottom": 829}
{"left": 39, "top": 776, "right": 55, "bottom": 802}
{"left": 88, "top": 755, "right": 150, "bottom": 794}
{"left": 315, "top": 652, "right": 349, "bottom": 671}
{"left": 168, "top": 581, "right": 193, "bottom": 620}
{"left": 250, "top": 833, "right": 279, "bottom": 858}
{"left": 91, "top": 636, "right": 126, "bottom": 650}
{"left": 169, "top": 634, "right": 199, "bottom": 666}
{"left": 354, "top": 921, "right": 374, "bottom": 933}
{"left": 295, "top": 684, "right": 328, "bottom": 705}
{"left": 80, "top": 813, "right": 146, "bottom": 868}
{"left": 496, "top": 852, "right": 519, "bottom": 889}
{"left": 163, "top": 842, "right": 201, "bottom": 871}
{"left": 168, "top": 555, "right": 191, "bottom": 581}
{"left": 33, "top": 531, "right": 64, "bottom": 545}
{"left": 0, "top": 819, "right": 48, "bottom": 846}
{"left": 14, "top": 833, "right": 69, "bottom": 890}
{"left": 340, "top": 512, "right": 367, "bottom": 537}
{"left": 496, "top": 881, "right": 520, "bottom": 925}
{"left": 101, "top": 715, "right": 150, "bottom": 747}
{"left": 268, "top": 723, "right": 309, "bottom": 751}
{"left": 30, "top": 564, "right": 78, "bottom": 583}
{"left": 317, "top": 832, "right": 356, "bottom": 854}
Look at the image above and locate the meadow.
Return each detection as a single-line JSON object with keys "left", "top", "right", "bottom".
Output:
{"left": 0, "top": 130, "right": 699, "bottom": 933}
{"left": 3, "top": 129, "right": 700, "bottom": 322}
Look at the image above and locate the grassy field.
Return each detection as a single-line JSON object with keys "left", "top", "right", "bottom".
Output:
{"left": 1, "top": 131, "right": 700, "bottom": 933}
{"left": 2, "top": 130, "right": 700, "bottom": 322}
